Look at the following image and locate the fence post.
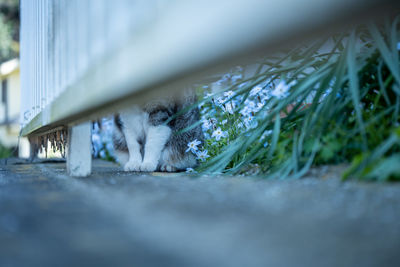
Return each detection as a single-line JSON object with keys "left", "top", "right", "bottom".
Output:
{"left": 67, "top": 122, "right": 92, "bottom": 177}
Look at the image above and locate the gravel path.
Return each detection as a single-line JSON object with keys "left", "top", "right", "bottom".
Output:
{"left": 0, "top": 159, "right": 399, "bottom": 267}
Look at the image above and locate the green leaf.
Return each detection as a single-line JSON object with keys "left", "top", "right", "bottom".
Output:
{"left": 346, "top": 30, "right": 368, "bottom": 150}
{"left": 365, "top": 154, "right": 400, "bottom": 181}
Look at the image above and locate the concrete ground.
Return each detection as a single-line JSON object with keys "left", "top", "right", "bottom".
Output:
{"left": 0, "top": 158, "right": 399, "bottom": 267}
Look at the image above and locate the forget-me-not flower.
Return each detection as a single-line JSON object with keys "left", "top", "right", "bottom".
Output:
{"left": 271, "top": 81, "right": 290, "bottom": 99}
{"left": 186, "top": 139, "right": 201, "bottom": 153}
{"left": 223, "top": 102, "right": 235, "bottom": 114}
{"left": 244, "top": 116, "right": 258, "bottom": 129}
{"left": 250, "top": 85, "right": 263, "bottom": 96}
{"left": 202, "top": 119, "right": 213, "bottom": 131}
{"left": 224, "top": 90, "right": 236, "bottom": 99}
{"left": 212, "top": 127, "right": 227, "bottom": 141}
{"left": 196, "top": 150, "right": 210, "bottom": 162}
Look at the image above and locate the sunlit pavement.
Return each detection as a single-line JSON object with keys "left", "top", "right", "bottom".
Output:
{"left": 0, "top": 159, "right": 399, "bottom": 267}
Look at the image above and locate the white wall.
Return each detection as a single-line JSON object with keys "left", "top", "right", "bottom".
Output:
{"left": 0, "top": 68, "right": 30, "bottom": 157}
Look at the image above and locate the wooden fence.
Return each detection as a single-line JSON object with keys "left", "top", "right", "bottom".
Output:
{"left": 20, "top": 0, "right": 397, "bottom": 175}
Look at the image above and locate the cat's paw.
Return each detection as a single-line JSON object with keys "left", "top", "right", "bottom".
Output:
{"left": 160, "top": 164, "right": 177, "bottom": 172}
{"left": 140, "top": 161, "right": 157, "bottom": 172}
{"left": 124, "top": 160, "right": 141, "bottom": 172}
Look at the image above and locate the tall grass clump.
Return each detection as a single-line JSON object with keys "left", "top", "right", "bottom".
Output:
{"left": 186, "top": 18, "right": 400, "bottom": 181}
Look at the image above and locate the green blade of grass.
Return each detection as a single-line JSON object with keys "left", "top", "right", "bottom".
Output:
{"left": 346, "top": 30, "right": 368, "bottom": 151}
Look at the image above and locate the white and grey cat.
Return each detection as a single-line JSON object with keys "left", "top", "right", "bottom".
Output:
{"left": 113, "top": 89, "right": 202, "bottom": 172}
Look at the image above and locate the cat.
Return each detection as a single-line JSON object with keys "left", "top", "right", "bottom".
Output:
{"left": 113, "top": 89, "right": 203, "bottom": 172}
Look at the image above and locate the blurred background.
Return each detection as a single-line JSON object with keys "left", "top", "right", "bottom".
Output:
{"left": 0, "top": 0, "right": 28, "bottom": 158}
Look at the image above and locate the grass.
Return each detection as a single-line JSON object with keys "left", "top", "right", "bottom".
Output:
{"left": 189, "top": 17, "right": 400, "bottom": 181}
{"left": 0, "top": 143, "right": 12, "bottom": 158}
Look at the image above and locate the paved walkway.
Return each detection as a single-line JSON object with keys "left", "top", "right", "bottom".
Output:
{"left": 0, "top": 159, "right": 399, "bottom": 267}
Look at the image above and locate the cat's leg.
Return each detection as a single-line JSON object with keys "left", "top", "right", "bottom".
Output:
{"left": 158, "top": 146, "right": 177, "bottom": 172}
{"left": 140, "top": 125, "right": 171, "bottom": 172}
{"left": 159, "top": 146, "right": 197, "bottom": 172}
{"left": 119, "top": 109, "right": 146, "bottom": 172}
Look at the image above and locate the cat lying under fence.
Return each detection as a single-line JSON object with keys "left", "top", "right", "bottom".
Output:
{"left": 112, "top": 89, "right": 202, "bottom": 172}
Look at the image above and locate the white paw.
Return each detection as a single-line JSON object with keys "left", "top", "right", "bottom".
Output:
{"left": 160, "top": 164, "right": 177, "bottom": 172}
{"left": 124, "top": 160, "right": 141, "bottom": 172}
{"left": 140, "top": 161, "right": 157, "bottom": 172}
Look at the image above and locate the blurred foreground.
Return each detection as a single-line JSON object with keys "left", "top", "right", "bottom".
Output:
{"left": 0, "top": 159, "right": 399, "bottom": 267}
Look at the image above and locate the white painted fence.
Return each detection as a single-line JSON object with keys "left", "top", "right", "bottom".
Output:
{"left": 20, "top": 0, "right": 397, "bottom": 175}
{"left": 20, "top": 0, "right": 168, "bottom": 130}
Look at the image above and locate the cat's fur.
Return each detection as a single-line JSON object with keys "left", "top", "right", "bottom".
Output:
{"left": 113, "top": 89, "right": 202, "bottom": 172}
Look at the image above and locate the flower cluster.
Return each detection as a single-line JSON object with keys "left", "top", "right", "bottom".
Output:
{"left": 185, "top": 139, "right": 210, "bottom": 173}
{"left": 92, "top": 117, "right": 115, "bottom": 161}
{"left": 196, "top": 66, "right": 295, "bottom": 168}
{"left": 186, "top": 139, "right": 210, "bottom": 161}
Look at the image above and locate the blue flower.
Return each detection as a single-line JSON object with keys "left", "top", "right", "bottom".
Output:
{"left": 223, "top": 102, "right": 235, "bottom": 114}
{"left": 271, "top": 81, "right": 290, "bottom": 99}
{"left": 202, "top": 119, "right": 213, "bottom": 131}
{"left": 196, "top": 150, "right": 210, "bottom": 162}
{"left": 224, "top": 90, "right": 236, "bottom": 99}
{"left": 186, "top": 139, "right": 201, "bottom": 153}
{"left": 253, "top": 102, "right": 264, "bottom": 113}
{"left": 91, "top": 133, "right": 101, "bottom": 156}
{"left": 240, "top": 106, "right": 252, "bottom": 117}
{"left": 212, "top": 127, "right": 227, "bottom": 141}
{"left": 200, "top": 107, "right": 209, "bottom": 114}
{"left": 245, "top": 99, "right": 256, "bottom": 109}
{"left": 260, "top": 92, "right": 271, "bottom": 103}
{"left": 250, "top": 85, "right": 263, "bottom": 96}
{"left": 244, "top": 116, "right": 258, "bottom": 129}
{"left": 214, "top": 97, "right": 225, "bottom": 107}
